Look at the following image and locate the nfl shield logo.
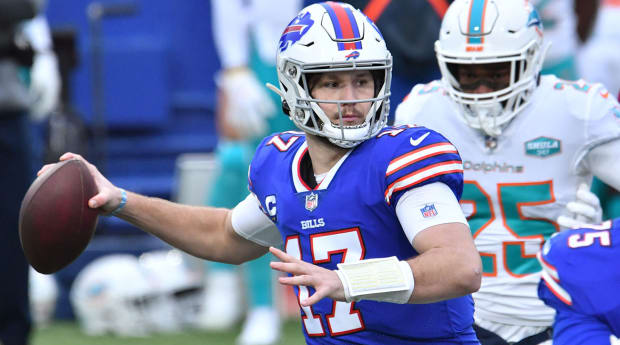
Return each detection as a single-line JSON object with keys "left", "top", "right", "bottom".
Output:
{"left": 305, "top": 193, "right": 318, "bottom": 211}
{"left": 420, "top": 204, "right": 438, "bottom": 218}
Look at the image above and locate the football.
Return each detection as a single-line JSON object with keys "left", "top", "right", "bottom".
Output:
{"left": 19, "top": 159, "right": 99, "bottom": 274}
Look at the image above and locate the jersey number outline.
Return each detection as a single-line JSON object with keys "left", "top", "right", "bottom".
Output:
{"left": 567, "top": 221, "right": 613, "bottom": 249}
{"left": 461, "top": 180, "right": 558, "bottom": 277}
{"left": 285, "top": 228, "right": 366, "bottom": 337}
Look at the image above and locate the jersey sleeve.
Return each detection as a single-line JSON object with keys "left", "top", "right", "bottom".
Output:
{"left": 231, "top": 193, "right": 282, "bottom": 247}
{"left": 537, "top": 221, "right": 620, "bottom": 316}
{"left": 380, "top": 126, "right": 464, "bottom": 207}
{"left": 567, "top": 80, "right": 620, "bottom": 172}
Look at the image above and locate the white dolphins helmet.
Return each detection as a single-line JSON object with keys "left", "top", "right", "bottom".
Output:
{"left": 272, "top": 1, "right": 392, "bottom": 148}
{"left": 435, "top": 0, "right": 549, "bottom": 137}
{"left": 138, "top": 249, "right": 204, "bottom": 332}
{"left": 29, "top": 268, "right": 59, "bottom": 327}
{"left": 70, "top": 255, "right": 156, "bottom": 337}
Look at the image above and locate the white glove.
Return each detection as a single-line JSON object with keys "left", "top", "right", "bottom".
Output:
{"left": 29, "top": 52, "right": 61, "bottom": 122}
{"left": 216, "top": 67, "right": 276, "bottom": 139}
{"left": 556, "top": 183, "right": 603, "bottom": 230}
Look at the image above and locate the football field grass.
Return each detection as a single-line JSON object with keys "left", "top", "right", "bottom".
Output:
{"left": 32, "top": 319, "right": 307, "bottom": 345}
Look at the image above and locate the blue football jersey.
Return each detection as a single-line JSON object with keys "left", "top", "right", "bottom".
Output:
{"left": 249, "top": 126, "right": 478, "bottom": 344}
{"left": 538, "top": 219, "right": 620, "bottom": 345}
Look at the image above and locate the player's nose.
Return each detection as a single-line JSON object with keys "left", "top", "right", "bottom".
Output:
{"left": 471, "top": 83, "right": 494, "bottom": 94}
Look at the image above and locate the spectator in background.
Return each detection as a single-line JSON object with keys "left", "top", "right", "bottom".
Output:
{"left": 0, "top": 0, "right": 60, "bottom": 344}
{"left": 532, "top": 0, "right": 598, "bottom": 79}
{"left": 198, "top": 1, "right": 301, "bottom": 345}
{"left": 578, "top": 0, "right": 620, "bottom": 103}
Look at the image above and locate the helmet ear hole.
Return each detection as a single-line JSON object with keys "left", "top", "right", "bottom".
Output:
{"left": 282, "top": 100, "right": 291, "bottom": 116}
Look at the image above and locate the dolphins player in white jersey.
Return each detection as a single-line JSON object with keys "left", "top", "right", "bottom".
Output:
{"left": 394, "top": 0, "right": 620, "bottom": 344}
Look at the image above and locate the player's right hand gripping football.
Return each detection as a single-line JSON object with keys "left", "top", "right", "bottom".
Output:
{"left": 556, "top": 183, "right": 603, "bottom": 229}
{"left": 37, "top": 152, "right": 125, "bottom": 215}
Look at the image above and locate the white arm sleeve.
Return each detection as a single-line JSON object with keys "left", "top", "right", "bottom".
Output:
{"left": 231, "top": 193, "right": 282, "bottom": 247}
{"left": 211, "top": 0, "right": 250, "bottom": 68}
{"left": 395, "top": 182, "right": 469, "bottom": 245}
{"left": 586, "top": 138, "right": 620, "bottom": 191}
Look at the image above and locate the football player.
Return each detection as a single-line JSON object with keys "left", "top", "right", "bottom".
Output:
{"left": 394, "top": 0, "right": 620, "bottom": 344}
{"left": 538, "top": 219, "right": 620, "bottom": 344}
{"left": 41, "top": 2, "right": 483, "bottom": 344}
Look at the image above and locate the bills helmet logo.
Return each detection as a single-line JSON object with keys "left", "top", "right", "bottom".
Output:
{"left": 420, "top": 204, "right": 438, "bottom": 218}
{"left": 345, "top": 51, "right": 360, "bottom": 61}
{"left": 279, "top": 12, "right": 314, "bottom": 52}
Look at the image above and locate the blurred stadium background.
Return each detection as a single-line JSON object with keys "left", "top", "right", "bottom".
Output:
{"left": 33, "top": 0, "right": 306, "bottom": 343}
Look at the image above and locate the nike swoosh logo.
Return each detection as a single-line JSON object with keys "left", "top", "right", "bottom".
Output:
{"left": 410, "top": 132, "right": 430, "bottom": 146}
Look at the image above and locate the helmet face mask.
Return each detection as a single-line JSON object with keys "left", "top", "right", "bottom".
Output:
{"left": 274, "top": 2, "right": 392, "bottom": 148}
{"left": 435, "top": 0, "right": 549, "bottom": 137}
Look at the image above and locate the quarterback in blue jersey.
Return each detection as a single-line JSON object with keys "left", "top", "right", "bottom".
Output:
{"left": 39, "top": 2, "right": 482, "bottom": 344}
{"left": 538, "top": 219, "right": 620, "bottom": 345}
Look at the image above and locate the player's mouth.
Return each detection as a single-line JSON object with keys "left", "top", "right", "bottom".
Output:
{"left": 339, "top": 112, "right": 364, "bottom": 126}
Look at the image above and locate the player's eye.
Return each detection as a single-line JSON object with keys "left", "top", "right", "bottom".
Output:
{"left": 321, "top": 80, "right": 339, "bottom": 88}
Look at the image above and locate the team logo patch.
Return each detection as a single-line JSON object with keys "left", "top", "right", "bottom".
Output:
{"left": 345, "top": 51, "right": 360, "bottom": 61}
{"left": 524, "top": 137, "right": 561, "bottom": 158}
{"left": 264, "top": 195, "right": 277, "bottom": 222}
{"left": 279, "top": 12, "right": 314, "bottom": 52}
{"left": 305, "top": 192, "right": 318, "bottom": 212}
{"left": 420, "top": 204, "right": 438, "bottom": 218}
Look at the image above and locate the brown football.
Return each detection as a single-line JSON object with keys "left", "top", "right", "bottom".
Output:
{"left": 19, "top": 159, "right": 99, "bottom": 274}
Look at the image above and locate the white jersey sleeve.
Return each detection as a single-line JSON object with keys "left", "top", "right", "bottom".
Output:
{"left": 584, "top": 138, "right": 620, "bottom": 190}
{"left": 569, "top": 80, "right": 620, "bottom": 174}
{"left": 395, "top": 182, "right": 468, "bottom": 245}
{"left": 231, "top": 193, "right": 282, "bottom": 247}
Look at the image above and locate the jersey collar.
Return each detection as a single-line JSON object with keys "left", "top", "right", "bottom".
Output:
{"left": 291, "top": 141, "right": 352, "bottom": 192}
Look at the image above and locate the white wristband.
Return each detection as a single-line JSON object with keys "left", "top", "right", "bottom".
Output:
{"left": 336, "top": 257, "right": 415, "bottom": 304}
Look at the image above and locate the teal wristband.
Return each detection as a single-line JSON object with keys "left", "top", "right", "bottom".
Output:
{"left": 110, "top": 188, "right": 127, "bottom": 216}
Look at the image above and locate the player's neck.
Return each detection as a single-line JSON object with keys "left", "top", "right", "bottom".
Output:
{"left": 305, "top": 134, "right": 350, "bottom": 175}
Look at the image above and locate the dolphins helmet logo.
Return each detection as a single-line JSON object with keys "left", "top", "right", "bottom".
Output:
{"left": 526, "top": 4, "right": 543, "bottom": 35}
{"left": 279, "top": 12, "right": 314, "bottom": 52}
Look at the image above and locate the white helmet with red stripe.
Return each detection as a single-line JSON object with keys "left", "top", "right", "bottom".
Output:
{"left": 271, "top": 1, "right": 392, "bottom": 148}
{"left": 435, "top": 0, "right": 549, "bottom": 137}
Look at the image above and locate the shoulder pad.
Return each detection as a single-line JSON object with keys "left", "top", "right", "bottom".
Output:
{"left": 394, "top": 81, "right": 447, "bottom": 126}
{"left": 548, "top": 77, "right": 618, "bottom": 121}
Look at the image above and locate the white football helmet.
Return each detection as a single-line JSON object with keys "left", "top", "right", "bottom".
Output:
{"left": 435, "top": 0, "right": 549, "bottom": 137}
{"left": 70, "top": 254, "right": 156, "bottom": 337}
{"left": 29, "top": 268, "right": 59, "bottom": 327}
{"left": 138, "top": 249, "right": 204, "bottom": 331}
{"left": 270, "top": 2, "right": 392, "bottom": 148}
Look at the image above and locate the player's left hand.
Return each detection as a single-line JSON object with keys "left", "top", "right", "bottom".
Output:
{"left": 557, "top": 183, "right": 603, "bottom": 229}
{"left": 269, "top": 246, "right": 345, "bottom": 307}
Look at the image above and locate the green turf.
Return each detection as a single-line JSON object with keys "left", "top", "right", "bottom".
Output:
{"left": 32, "top": 319, "right": 307, "bottom": 345}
